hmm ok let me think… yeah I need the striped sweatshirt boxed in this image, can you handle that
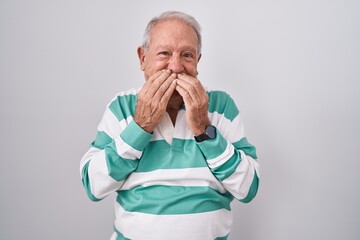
[80,89,260,240]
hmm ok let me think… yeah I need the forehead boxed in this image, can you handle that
[148,19,199,51]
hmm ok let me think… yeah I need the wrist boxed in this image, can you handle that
[194,125,216,143]
[193,126,206,136]
[134,116,154,133]
[192,119,211,136]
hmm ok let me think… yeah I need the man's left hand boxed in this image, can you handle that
[175,74,210,136]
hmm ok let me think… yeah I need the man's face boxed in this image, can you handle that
[138,19,201,80]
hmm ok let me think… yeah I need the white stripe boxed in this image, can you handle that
[80,147,98,176]
[111,88,138,98]
[114,136,142,160]
[150,111,246,143]
[227,114,246,142]
[97,88,138,138]
[152,112,174,144]
[121,168,226,193]
[151,110,193,142]
[173,110,194,140]
[208,111,245,143]
[88,150,124,199]
[222,150,259,200]
[114,202,232,240]
[98,109,133,139]
[206,141,235,168]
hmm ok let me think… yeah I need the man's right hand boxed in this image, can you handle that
[134,69,177,133]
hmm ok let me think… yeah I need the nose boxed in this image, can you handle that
[167,54,184,74]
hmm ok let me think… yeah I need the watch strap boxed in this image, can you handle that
[194,125,216,142]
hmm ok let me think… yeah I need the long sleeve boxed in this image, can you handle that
[196,91,260,203]
[80,90,152,201]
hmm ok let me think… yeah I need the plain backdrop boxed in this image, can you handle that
[1,0,359,239]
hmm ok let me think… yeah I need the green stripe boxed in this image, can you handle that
[81,162,101,202]
[105,141,139,181]
[120,120,152,151]
[215,235,229,240]
[233,137,257,159]
[208,91,239,121]
[211,152,241,181]
[117,185,233,215]
[109,94,137,122]
[114,227,131,240]
[240,171,259,203]
[136,139,208,172]
[91,131,112,149]
[196,128,228,160]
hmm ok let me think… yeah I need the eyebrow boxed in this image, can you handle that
[155,45,197,53]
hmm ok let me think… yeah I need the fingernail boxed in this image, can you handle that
[166,69,172,74]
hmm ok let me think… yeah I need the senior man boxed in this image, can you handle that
[80,11,260,240]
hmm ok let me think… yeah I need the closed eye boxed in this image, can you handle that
[182,52,196,60]
[158,51,171,56]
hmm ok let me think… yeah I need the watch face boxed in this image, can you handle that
[206,125,216,139]
[195,125,217,142]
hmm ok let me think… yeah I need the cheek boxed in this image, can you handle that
[145,61,167,75]
[185,63,198,77]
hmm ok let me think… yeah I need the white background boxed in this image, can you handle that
[1,0,359,239]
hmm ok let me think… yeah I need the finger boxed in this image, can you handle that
[176,84,194,107]
[148,69,167,83]
[143,69,172,97]
[176,79,201,104]
[153,72,177,102]
[143,69,171,94]
[177,73,204,90]
[140,70,164,93]
[177,73,206,99]
[160,78,177,105]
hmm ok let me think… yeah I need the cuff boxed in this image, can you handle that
[120,119,153,152]
[195,128,229,161]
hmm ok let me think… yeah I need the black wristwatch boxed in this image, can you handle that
[194,125,217,142]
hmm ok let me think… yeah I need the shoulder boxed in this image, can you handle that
[106,88,138,121]
[207,90,232,101]
[107,89,138,107]
[107,89,138,105]
[207,90,239,121]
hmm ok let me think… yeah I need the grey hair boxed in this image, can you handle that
[142,11,202,54]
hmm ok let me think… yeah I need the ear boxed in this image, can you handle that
[137,46,146,71]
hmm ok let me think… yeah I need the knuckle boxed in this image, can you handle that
[163,91,170,99]
[160,84,167,92]
[150,101,158,109]
[194,80,202,88]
